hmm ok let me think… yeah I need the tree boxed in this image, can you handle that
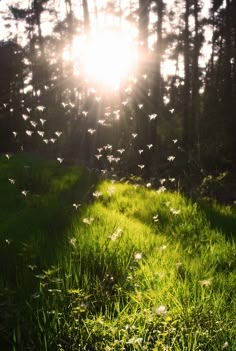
[183,0,191,152]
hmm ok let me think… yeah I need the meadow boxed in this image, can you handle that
[0,154,236,350]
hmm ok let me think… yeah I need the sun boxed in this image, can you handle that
[68,30,138,90]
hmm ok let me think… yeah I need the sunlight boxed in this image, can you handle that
[162,59,176,79]
[70,30,138,90]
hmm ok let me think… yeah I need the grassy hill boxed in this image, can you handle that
[0,155,236,350]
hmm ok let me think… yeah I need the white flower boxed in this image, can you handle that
[170,208,180,215]
[127,337,143,344]
[222,342,229,349]
[199,278,213,287]
[109,227,123,241]
[69,238,77,247]
[154,304,168,315]
[157,186,166,193]
[134,252,143,260]
[160,245,167,251]
[83,217,94,225]
[107,186,115,196]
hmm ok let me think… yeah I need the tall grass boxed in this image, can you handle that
[0,155,235,350]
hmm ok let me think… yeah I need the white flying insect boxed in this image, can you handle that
[21,190,29,196]
[117,149,125,154]
[88,129,96,134]
[95,154,102,160]
[149,114,157,120]
[30,121,37,128]
[36,105,46,111]
[40,118,46,126]
[37,131,45,137]
[22,114,30,121]
[55,131,62,137]
[73,203,81,210]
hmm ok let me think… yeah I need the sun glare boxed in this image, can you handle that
[68,30,138,90]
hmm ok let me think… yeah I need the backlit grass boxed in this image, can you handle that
[0,155,236,350]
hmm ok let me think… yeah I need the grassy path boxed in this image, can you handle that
[0,155,236,350]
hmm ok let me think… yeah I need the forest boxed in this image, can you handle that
[0,0,236,350]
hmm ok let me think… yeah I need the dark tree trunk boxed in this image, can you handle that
[183,0,191,152]
[156,0,164,110]
[224,0,235,158]
[191,0,200,153]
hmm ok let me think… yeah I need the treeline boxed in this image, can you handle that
[0,0,235,177]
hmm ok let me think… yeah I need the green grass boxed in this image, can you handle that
[0,155,236,350]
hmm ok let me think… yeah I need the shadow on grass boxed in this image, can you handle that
[0,155,99,278]
[198,200,236,241]
[0,155,99,349]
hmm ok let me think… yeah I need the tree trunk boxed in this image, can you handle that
[156,0,164,110]
[83,0,90,32]
[224,0,234,158]
[183,0,191,152]
[191,0,200,154]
